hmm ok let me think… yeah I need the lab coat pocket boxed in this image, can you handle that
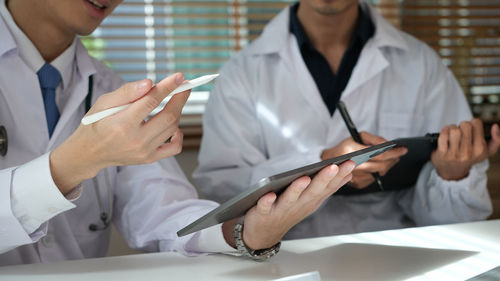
[378,112,425,140]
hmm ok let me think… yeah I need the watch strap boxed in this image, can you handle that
[233,216,281,261]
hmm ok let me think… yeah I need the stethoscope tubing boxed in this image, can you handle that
[0,125,7,157]
[0,76,93,158]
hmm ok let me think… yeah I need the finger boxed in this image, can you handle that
[349,171,374,189]
[448,125,461,158]
[458,121,472,160]
[360,131,387,145]
[145,90,190,133]
[325,160,355,192]
[127,73,185,122]
[322,171,354,199]
[163,90,191,118]
[151,129,184,161]
[356,160,395,174]
[370,147,408,162]
[86,79,153,115]
[488,123,500,155]
[471,118,487,157]
[437,126,449,154]
[378,158,400,176]
[344,140,369,153]
[149,126,179,149]
[278,176,311,206]
[255,192,277,216]
[338,173,353,189]
[321,138,366,160]
[302,164,340,197]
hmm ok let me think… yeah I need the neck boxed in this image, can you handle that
[297,2,358,53]
[7,0,74,62]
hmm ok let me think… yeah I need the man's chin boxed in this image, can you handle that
[313,6,344,15]
[75,24,102,36]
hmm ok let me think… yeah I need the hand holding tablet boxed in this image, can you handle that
[177,141,397,237]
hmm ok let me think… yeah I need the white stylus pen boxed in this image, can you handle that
[81,74,219,125]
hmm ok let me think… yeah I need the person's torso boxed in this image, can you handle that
[222,3,468,237]
[0,20,124,264]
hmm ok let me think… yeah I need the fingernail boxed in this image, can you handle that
[136,79,150,91]
[175,73,184,85]
[350,163,356,172]
[346,161,356,173]
[328,164,339,176]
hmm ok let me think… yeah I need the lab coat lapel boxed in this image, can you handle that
[341,41,389,99]
[340,3,408,99]
[49,41,96,148]
[0,52,50,151]
[253,7,331,126]
[286,37,331,123]
[0,18,50,154]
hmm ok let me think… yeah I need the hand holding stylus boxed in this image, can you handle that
[335,101,385,190]
[50,73,191,194]
[320,102,407,190]
[81,74,219,125]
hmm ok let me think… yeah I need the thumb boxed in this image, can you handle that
[87,79,153,114]
[488,123,500,156]
[360,131,387,145]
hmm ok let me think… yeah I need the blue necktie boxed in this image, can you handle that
[37,63,62,137]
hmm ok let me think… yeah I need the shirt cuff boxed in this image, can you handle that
[11,153,76,234]
[194,224,238,254]
[431,160,488,188]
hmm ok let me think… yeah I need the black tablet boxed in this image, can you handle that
[177,141,397,237]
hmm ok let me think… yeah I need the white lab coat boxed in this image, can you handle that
[193,3,492,239]
[0,20,227,265]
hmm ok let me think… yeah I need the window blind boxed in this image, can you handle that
[82,0,500,148]
[82,0,293,148]
[374,0,500,126]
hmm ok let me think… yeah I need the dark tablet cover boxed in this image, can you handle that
[336,134,439,195]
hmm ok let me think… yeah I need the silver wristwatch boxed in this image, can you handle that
[233,217,281,262]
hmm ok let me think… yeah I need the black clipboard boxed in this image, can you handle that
[337,132,492,195]
[336,133,440,195]
[178,141,397,237]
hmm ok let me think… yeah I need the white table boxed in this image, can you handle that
[1,220,499,281]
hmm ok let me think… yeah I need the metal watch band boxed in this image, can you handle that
[233,217,281,262]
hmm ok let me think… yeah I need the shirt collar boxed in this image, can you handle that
[0,0,76,91]
[289,2,375,51]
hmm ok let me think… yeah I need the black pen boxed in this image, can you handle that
[336,101,385,191]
